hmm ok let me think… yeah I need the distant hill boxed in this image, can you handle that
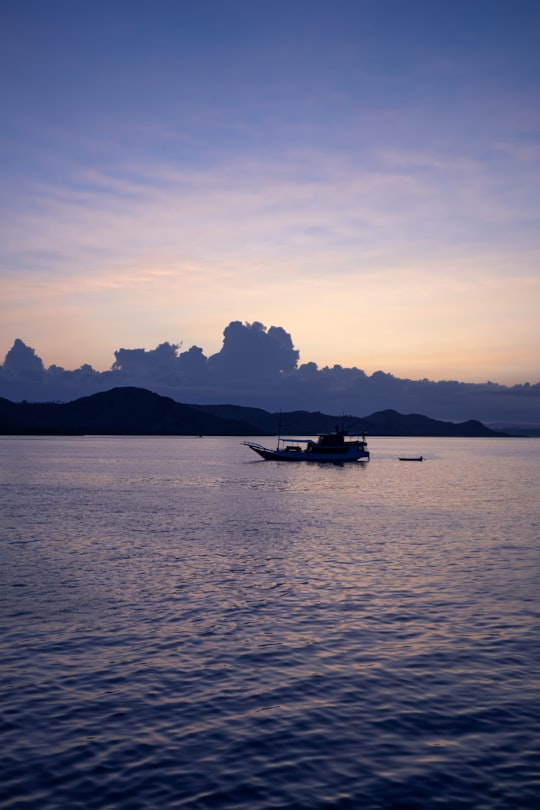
[0,387,261,436]
[197,404,508,437]
[0,386,509,437]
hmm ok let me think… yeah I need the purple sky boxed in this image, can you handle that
[1,0,539,384]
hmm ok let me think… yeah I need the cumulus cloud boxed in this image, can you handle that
[1,322,539,426]
[3,339,44,374]
[208,321,299,380]
[113,342,180,379]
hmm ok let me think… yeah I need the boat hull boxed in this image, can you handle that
[244,442,369,463]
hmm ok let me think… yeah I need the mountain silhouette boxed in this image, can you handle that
[0,387,508,437]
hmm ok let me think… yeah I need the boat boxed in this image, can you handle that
[398,456,423,461]
[243,428,370,463]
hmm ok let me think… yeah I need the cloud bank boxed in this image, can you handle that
[1,322,538,426]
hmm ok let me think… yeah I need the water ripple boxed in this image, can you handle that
[1,436,539,808]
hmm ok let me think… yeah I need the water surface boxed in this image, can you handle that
[1,436,539,808]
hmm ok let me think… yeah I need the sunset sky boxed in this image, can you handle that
[1,0,539,384]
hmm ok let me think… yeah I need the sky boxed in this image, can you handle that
[1,0,539,385]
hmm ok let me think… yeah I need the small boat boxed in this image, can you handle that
[398,456,423,461]
[243,428,370,463]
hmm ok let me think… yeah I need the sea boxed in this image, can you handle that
[1,435,539,809]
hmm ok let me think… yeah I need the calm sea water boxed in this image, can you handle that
[1,435,539,809]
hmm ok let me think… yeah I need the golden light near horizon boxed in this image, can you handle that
[0,1,539,389]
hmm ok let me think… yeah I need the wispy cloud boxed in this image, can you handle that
[1,1,539,383]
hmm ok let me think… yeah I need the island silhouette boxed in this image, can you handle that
[0,386,508,437]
